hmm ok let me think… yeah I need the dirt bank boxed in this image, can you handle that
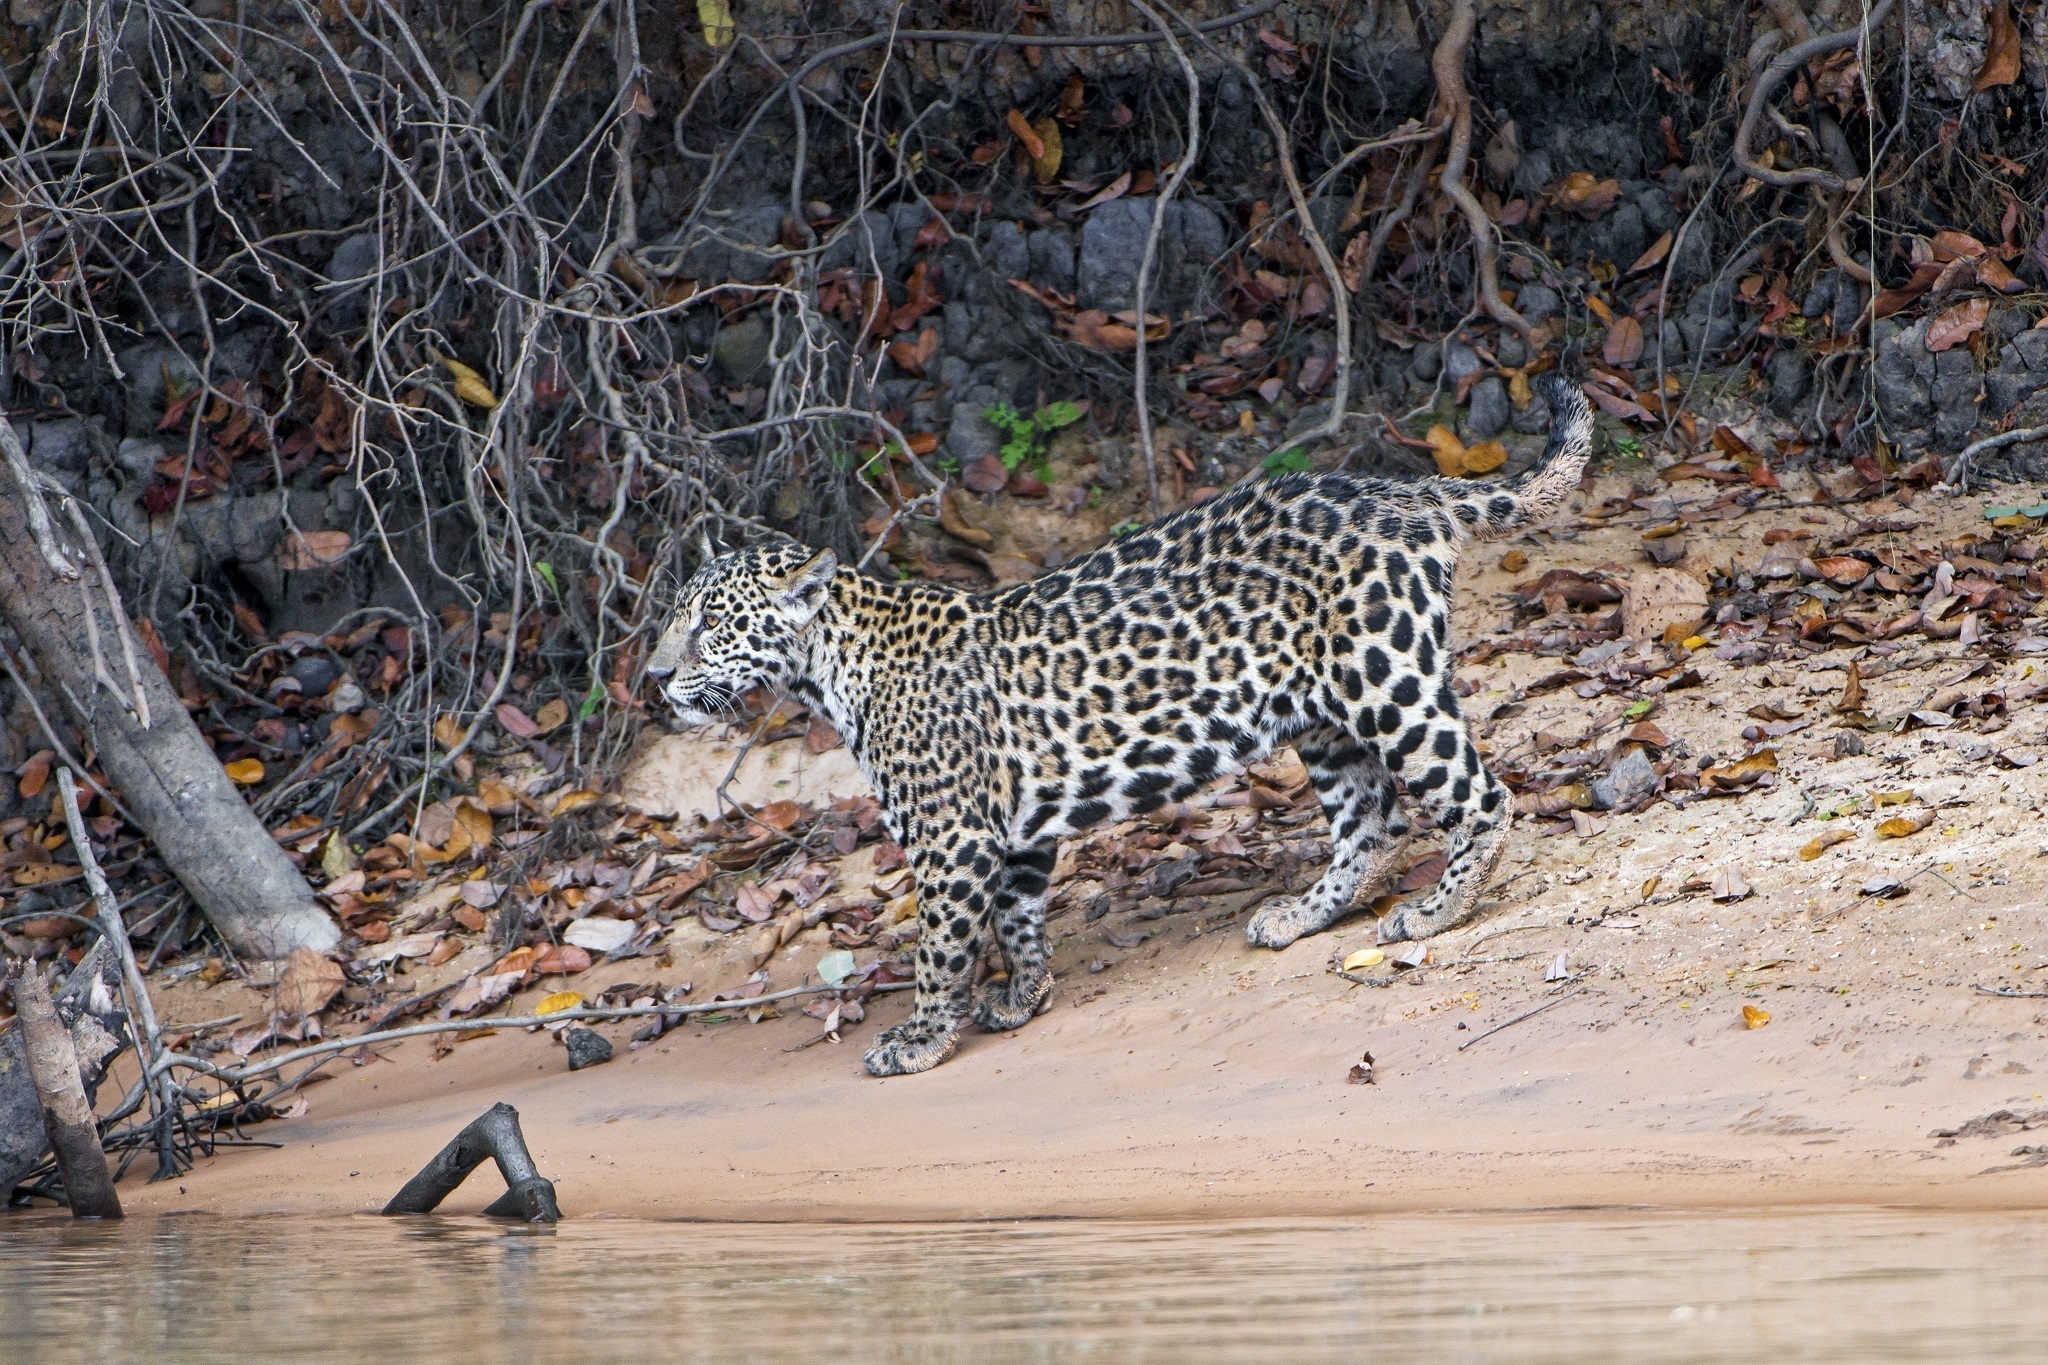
[114,468,2048,1220]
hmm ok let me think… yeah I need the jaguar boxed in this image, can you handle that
[649,375,1594,1075]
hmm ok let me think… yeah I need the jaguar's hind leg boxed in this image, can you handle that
[1246,728,1410,949]
[972,842,1057,1032]
[1375,720,1509,944]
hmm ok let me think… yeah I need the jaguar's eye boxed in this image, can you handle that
[699,613,723,631]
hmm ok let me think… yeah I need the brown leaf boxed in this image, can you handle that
[1424,424,1466,477]
[1396,852,1447,891]
[17,753,51,800]
[960,454,1010,494]
[495,703,540,739]
[1926,297,1989,352]
[1975,0,2021,90]
[276,947,346,1017]
[1702,748,1778,791]
[1005,108,1044,159]
[1876,810,1934,838]
[278,530,352,571]
[1812,556,1869,585]
[805,715,843,753]
[1461,440,1508,474]
[1628,231,1674,274]
[1837,660,1865,713]
[1075,171,1132,210]
[1799,828,1855,861]
[1553,170,1623,219]
[886,327,940,377]
[534,698,569,734]
[1602,315,1645,367]
[224,758,266,785]
[1710,866,1751,902]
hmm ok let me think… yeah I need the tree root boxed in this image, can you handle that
[382,1101,560,1222]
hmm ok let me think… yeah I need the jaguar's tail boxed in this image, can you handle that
[1445,373,1595,540]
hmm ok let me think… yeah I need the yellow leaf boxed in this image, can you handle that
[453,796,495,851]
[225,758,266,785]
[1681,635,1707,650]
[1424,424,1466,477]
[1030,118,1063,183]
[320,830,355,879]
[10,864,80,887]
[437,353,499,409]
[1877,811,1933,838]
[694,0,734,47]
[1461,440,1508,474]
[433,714,466,750]
[550,788,602,819]
[1585,295,1614,325]
[1799,828,1855,861]
[1872,790,1913,808]
[534,698,569,734]
[1742,1005,1771,1030]
[1506,368,1533,409]
[536,991,584,1017]
[1341,948,1385,971]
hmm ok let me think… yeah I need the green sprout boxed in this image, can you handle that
[984,399,1084,480]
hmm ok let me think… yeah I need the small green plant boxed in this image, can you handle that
[1613,434,1645,460]
[985,399,1084,479]
[937,454,961,477]
[1086,485,1104,509]
[1262,446,1313,475]
[1111,518,1143,538]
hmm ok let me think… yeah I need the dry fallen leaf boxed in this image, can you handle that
[550,788,602,819]
[1030,118,1063,183]
[278,530,352,571]
[1742,1004,1771,1030]
[1799,828,1855,861]
[1602,314,1645,367]
[1424,424,1466,477]
[437,353,499,409]
[536,991,584,1017]
[1461,440,1508,474]
[1498,549,1528,573]
[1341,948,1385,971]
[224,757,266,785]
[276,947,346,1017]
[1876,810,1934,838]
[1710,866,1751,902]
[1926,297,1989,353]
[1975,0,2021,90]
[534,698,570,734]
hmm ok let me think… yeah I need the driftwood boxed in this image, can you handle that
[5,964,121,1217]
[382,1102,561,1222]
[0,941,130,1199]
[0,436,337,959]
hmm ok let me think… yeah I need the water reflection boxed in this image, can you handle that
[2,1210,2045,1362]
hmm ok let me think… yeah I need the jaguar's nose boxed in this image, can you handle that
[646,663,674,682]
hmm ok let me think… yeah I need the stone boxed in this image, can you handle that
[1588,747,1659,811]
[1465,376,1511,440]
[1514,283,1562,322]
[711,316,770,385]
[1622,568,1708,642]
[1027,228,1076,294]
[820,210,902,282]
[1443,343,1483,382]
[1768,351,1811,417]
[1075,198,1226,312]
[563,1027,613,1071]
[115,437,164,481]
[945,393,1004,466]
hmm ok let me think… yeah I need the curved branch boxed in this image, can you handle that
[1733,0,1897,191]
[1432,0,1529,339]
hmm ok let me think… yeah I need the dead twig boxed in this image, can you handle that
[1457,987,1584,1052]
[1128,0,1201,521]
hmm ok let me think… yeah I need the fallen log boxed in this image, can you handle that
[6,962,121,1217]
[382,1102,561,1222]
[0,423,337,958]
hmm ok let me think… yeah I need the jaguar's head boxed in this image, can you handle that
[647,536,838,728]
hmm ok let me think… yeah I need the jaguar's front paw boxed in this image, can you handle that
[972,970,1052,1032]
[1245,895,1324,950]
[862,1018,962,1076]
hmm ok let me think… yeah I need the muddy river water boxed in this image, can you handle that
[2,1209,2044,1361]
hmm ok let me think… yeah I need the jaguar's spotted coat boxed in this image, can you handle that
[650,376,1594,1076]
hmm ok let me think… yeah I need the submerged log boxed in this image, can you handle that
[382,1102,561,1222]
[0,941,130,1199]
[6,964,121,1218]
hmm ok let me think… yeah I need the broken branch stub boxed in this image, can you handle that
[383,1102,561,1222]
[0,487,337,959]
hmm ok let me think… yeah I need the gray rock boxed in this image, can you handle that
[1678,315,1738,357]
[115,437,163,481]
[20,418,93,482]
[1512,397,1553,435]
[1027,228,1076,295]
[1443,343,1483,382]
[982,220,1030,283]
[1465,376,1511,440]
[1656,320,1687,362]
[1768,351,1812,417]
[1588,747,1659,810]
[1931,347,1981,447]
[936,354,972,395]
[1076,198,1226,313]
[1801,271,1838,318]
[1408,346,1442,382]
[945,393,1004,465]
[943,302,998,364]
[820,210,902,282]
[1495,332,1529,367]
[1515,284,1562,322]
[563,1027,613,1071]
[711,315,771,385]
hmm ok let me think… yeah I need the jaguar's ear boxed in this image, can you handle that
[772,548,837,626]
[696,524,727,565]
